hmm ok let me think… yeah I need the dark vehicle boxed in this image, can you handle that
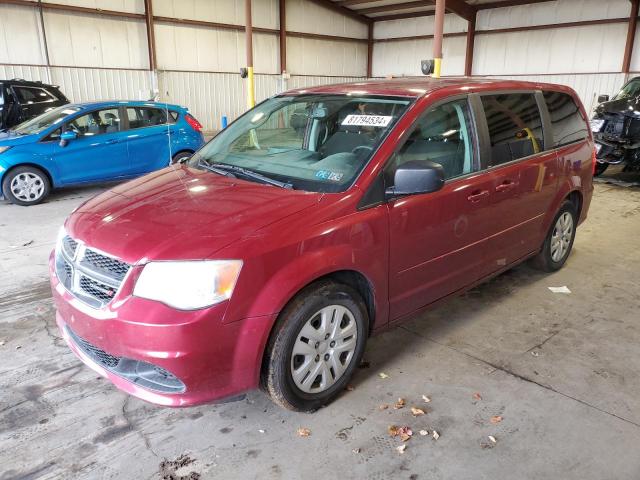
[591,76,640,175]
[0,79,69,131]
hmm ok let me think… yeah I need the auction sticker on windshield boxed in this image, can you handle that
[342,115,393,127]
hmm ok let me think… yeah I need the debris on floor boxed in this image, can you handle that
[410,407,425,416]
[472,392,482,401]
[394,398,406,409]
[490,415,503,424]
[158,454,200,480]
[548,286,571,294]
[379,403,389,410]
[378,372,389,379]
[419,430,429,436]
[396,444,407,454]
[297,427,311,437]
[432,430,440,440]
[422,395,431,403]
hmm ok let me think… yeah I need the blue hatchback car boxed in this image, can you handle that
[0,101,204,205]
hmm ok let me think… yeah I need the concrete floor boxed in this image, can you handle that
[1,168,640,480]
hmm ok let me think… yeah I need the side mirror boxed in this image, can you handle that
[597,94,610,104]
[59,130,77,147]
[385,160,445,199]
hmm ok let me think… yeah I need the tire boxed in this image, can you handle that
[531,200,577,272]
[594,162,608,177]
[170,151,192,165]
[261,280,369,412]
[2,166,50,206]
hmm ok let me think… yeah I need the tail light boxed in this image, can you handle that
[185,114,203,132]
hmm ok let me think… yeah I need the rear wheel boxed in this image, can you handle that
[170,151,192,165]
[531,200,577,272]
[262,281,369,412]
[2,166,50,206]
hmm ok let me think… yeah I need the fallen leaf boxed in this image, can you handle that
[410,407,425,416]
[394,398,406,409]
[396,444,406,454]
[378,372,389,379]
[432,430,440,440]
[297,428,311,437]
[490,415,502,424]
[488,435,497,443]
[388,425,400,437]
[398,426,413,442]
[422,395,431,403]
[472,392,482,401]
[379,404,389,410]
[352,448,361,454]
[419,430,429,436]
[345,385,355,391]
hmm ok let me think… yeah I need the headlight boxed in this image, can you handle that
[0,146,11,155]
[133,260,243,310]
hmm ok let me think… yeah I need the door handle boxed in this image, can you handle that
[495,180,517,193]
[106,139,119,144]
[467,190,489,203]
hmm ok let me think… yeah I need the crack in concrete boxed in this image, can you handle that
[122,396,159,458]
[526,329,561,353]
[400,325,640,430]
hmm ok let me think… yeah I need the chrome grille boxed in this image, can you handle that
[55,235,130,308]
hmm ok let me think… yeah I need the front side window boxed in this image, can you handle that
[542,91,588,148]
[126,107,174,129]
[190,94,412,193]
[65,108,121,137]
[482,93,544,166]
[386,98,475,184]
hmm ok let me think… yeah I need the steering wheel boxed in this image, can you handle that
[351,145,374,155]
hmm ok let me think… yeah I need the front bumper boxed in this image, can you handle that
[50,252,275,407]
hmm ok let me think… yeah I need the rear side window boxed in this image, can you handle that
[542,91,588,148]
[126,107,176,129]
[481,93,544,166]
[13,86,56,104]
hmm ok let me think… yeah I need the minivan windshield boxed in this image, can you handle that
[190,94,412,192]
[12,105,80,135]
[614,78,640,101]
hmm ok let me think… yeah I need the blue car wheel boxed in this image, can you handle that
[2,166,51,206]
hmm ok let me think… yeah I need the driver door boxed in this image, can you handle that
[51,107,129,184]
[387,97,496,322]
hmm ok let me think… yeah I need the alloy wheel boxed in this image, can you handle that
[550,211,573,262]
[290,305,358,394]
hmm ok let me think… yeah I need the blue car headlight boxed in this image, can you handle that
[0,146,11,155]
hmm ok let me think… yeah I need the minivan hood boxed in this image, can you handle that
[66,166,322,264]
[0,131,38,146]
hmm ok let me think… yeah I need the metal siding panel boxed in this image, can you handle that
[0,4,46,65]
[42,0,145,14]
[45,67,152,102]
[286,0,367,39]
[286,37,367,76]
[152,0,277,29]
[374,13,468,39]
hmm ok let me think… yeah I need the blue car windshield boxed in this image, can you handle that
[12,106,81,135]
[190,94,412,193]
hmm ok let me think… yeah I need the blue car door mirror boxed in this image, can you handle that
[59,130,77,147]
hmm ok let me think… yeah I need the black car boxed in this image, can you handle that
[591,76,640,176]
[0,79,69,131]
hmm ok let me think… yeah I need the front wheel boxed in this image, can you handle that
[170,151,192,165]
[531,201,577,272]
[262,281,369,412]
[2,166,50,206]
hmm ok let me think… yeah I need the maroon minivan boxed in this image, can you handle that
[50,78,594,411]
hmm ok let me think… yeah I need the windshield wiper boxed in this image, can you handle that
[197,159,235,178]
[209,162,293,189]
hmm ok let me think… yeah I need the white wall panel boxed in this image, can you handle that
[477,0,630,30]
[372,36,466,77]
[50,67,154,102]
[286,0,367,38]
[155,23,278,74]
[628,24,640,72]
[0,4,46,65]
[374,13,467,40]
[43,0,145,14]
[286,37,367,76]
[0,64,51,83]
[152,0,278,30]
[473,23,627,76]
[44,11,148,69]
